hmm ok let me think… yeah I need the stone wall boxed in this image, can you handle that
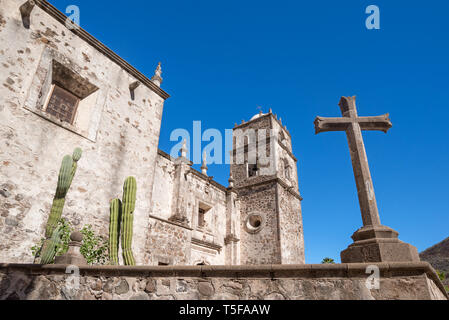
[144,218,192,266]
[0,262,447,300]
[277,185,305,264]
[0,0,168,264]
[238,181,281,265]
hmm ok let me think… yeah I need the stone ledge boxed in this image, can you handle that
[0,262,443,282]
[0,262,447,300]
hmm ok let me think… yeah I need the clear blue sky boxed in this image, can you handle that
[52,0,449,263]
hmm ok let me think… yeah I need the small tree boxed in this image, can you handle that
[321,257,336,264]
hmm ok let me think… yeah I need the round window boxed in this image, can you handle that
[245,214,264,234]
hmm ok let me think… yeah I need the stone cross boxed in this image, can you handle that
[314,96,392,227]
[315,96,419,263]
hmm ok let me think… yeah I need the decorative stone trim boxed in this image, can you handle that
[244,213,265,234]
[23,47,106,142]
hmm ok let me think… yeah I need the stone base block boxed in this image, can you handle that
[54,254,87,266]
[341,225,420,263]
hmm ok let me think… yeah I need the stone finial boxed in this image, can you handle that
[228,172,235,188]
[71,231,83,242]
[269,108,273,114]
[241,120,245,124]
[151,62,163,87]
[181,139,188,158]
[279,117,283,125]
[54,231,87,266]
[201,151,208,176]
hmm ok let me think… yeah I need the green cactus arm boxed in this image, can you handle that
[72,148,82,162]
[108,198,122,265]
[41,148,82,257]
[40,226,63,265]
[121,177,137,266]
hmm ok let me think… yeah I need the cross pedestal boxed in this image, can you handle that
[315,96,419,263]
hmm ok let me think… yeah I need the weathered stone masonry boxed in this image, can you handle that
[0,0,168,265]
[0,1,307,267]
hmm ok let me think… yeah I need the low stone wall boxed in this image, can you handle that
[0,262,447,300]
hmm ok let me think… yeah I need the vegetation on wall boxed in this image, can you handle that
[321,258,336,264]
[32,219,109,265]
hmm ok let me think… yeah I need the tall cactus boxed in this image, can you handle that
[121,177,137,266]
[45,148,82,238]
[108,198,122,265]
[40,226,64,265]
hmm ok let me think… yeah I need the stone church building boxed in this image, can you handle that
[0,0,305,266]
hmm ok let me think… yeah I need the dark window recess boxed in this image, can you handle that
[158,262,169,266]
[46,85,80,124]
[198,208,206,227]
[248,163,259,177]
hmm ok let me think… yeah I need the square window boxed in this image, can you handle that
[23,48,104,142]
[44,84,80,124]
[248,163,258,177]
[198,208,206,227]
[197,202,212,229]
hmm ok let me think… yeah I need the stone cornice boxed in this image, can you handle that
[148,214,193,231]
[157,149,173,161]
[157,149,229,193]
[191,238,222,253]
[236,177,303,201]
[33,1,170,100]
[187,168,228,193]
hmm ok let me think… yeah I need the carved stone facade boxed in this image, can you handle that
[0,1,305,266]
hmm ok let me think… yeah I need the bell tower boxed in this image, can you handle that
[231,110,305,265]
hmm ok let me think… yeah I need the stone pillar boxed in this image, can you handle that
[225,180,240,265]
[169,141,192,226]
[54,231,87,266]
